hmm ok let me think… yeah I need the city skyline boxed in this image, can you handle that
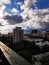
[0,0,49,34]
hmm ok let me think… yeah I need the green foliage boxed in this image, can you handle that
[0,36,13,43]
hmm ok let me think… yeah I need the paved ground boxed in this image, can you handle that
[0,49,10,65]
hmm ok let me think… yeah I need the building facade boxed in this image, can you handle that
[13,27,23,43]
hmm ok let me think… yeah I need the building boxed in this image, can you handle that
[32,30,38,34]
[13,27,23,43]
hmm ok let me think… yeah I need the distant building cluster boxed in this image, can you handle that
[0,27,49,44]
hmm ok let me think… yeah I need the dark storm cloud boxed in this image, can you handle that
[0,23,3,26]
[4,15,23,25]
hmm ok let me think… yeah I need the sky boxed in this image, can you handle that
[0,0,49,34]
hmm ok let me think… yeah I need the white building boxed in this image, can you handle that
[13,27,23,43]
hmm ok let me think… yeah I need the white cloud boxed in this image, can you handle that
[0,0,38,27]
[20,0,49,29]
[1,5,6,11]
[28,9,49,28]
[11,8,18,14]
[0,19,9,26]
[0,4,10,26]
[0,6,11,30]
[0,0,11,18]
[0,0,11,5]
[43,14,49,22]
[0,25,15,34]
[0,5,6,18]
[21,0,38,10]
[17,2,22,6]
[0,0,49,34]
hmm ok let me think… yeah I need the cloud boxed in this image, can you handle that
[0,5,10,26]
[0,23,3,26]
[0,0,49,34]
[0,0,23,33]
[43,14,49,22]
[0,25,15,34]
[11,8,18,14]
[0,5,6,11]
[20,5,49,29]
[21,0,38,10]
[0,18,9,26]
[4,15,23,25]
[0,0,11,5]
[17,2,23,6]
[39,22,49,31]
[18,0,49,30]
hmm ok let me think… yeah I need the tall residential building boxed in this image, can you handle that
[13,27,23,43]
